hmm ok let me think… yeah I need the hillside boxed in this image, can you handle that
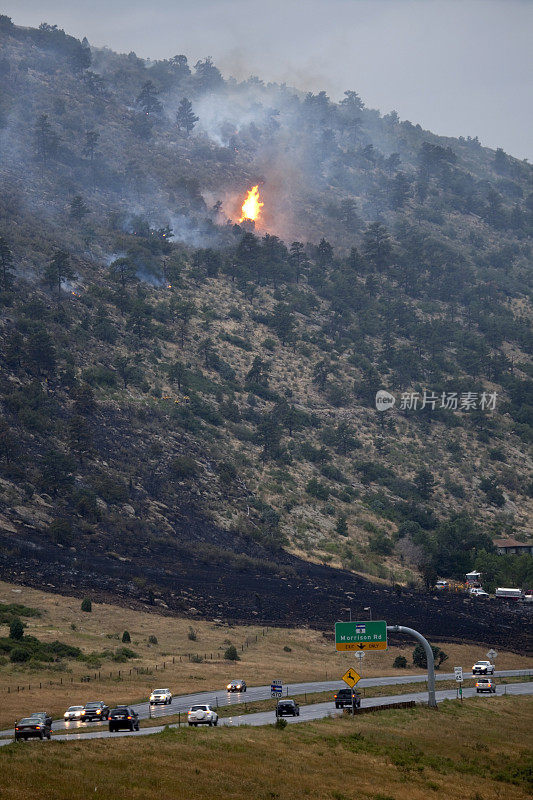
[0,16,532,614]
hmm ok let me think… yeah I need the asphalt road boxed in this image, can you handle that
[1,680,531,747]
[0,669,530,742]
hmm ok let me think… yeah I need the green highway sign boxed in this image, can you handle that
[335,620,387,651]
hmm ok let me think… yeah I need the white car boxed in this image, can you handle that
[149,688,172,706]
[435,580,448,590]
[64,705,84,721]
[472,660,495,675]
[469,588,489,597]
[187,704,219,726]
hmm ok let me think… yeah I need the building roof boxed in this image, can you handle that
[493,538,532,548]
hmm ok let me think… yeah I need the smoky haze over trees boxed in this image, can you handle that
[0,16,531,602]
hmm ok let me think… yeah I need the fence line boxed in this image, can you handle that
[2,628,270,694]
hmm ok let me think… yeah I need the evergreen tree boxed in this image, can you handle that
[246,356,271,388]
[168,360,187,391]
[289,241,305,283]
[169,54,191,80]
[176,98,199,136]
[194,57,223,91]
[317,238,333,267]
[44,250,74,298]
[0,236,14,289]
[270,303,296,345]
[110,257,137,290]
[27,327,56,375]
[172,299,196,347]
[390,172,411,210]
[363,222,392,271]
[136,80,162,114]
[70,195,89,221]
[40,449,75,496]
[67,415,93,464]
[34,114,59,165]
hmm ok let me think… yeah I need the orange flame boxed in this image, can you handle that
[239,185,263,223]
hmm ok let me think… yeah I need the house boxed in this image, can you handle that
[493,538,533,556]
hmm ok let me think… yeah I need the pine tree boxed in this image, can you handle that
[136,81,162,115]
[44,250,74,297]
[176,98,199,136]
[67,415,93,464]
[34,114,59,165]
[110,257,137,290]
[0,236,14,289]
[70,195,89,221]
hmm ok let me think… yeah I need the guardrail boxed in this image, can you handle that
[345,700,416,715]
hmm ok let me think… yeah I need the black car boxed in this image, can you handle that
[81,701,110,721]
[334,688,361,709]
[15,717,52,741]
[275,699,300,717]
[29,711,53,729]
[108,707,140,732]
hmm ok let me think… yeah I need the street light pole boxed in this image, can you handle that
[387,625,437,708]
[364,606,372,620]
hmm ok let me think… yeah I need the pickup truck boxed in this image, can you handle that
[472,660,495,675]
[334,688,361,709]
[187,704,218,726]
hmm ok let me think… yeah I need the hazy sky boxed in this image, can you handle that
[5,0,533,160]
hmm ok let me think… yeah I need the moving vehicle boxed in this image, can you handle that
[108,707,140,732]
[472,660,495,675]
[435,580,448,590]
[149,688,172,705]
[334,688,362,709]
[187,704,218,726]
[64,705,84,721]
[226,680,247,692]
[14,717,51,741]
[275,699,300,717]
[81,701,110,721]
[29,711,53,729]
[476,678,496,693]
[469,587,489,597]
[495,588,522,600]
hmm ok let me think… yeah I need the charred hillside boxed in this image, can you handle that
[0,17,532,619]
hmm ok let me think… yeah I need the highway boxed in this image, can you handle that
[1,668,529,738]
[0,670,530,744]
[0,680,531,747]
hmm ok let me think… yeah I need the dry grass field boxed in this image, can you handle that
[0,698,531,800]
[1,580,531,729]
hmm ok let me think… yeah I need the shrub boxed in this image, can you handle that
[283,645,292,653]
[148,635,158,645]
[10,647,30,663]
[81,598,92,612]
[122,631,131,643]
[306,477,329,500]
[190,654,203,663]
[274,717,287,729]
[216,461,237,485]
[412,643,448,669]
[113,647,138,662]
[224,644,240,661]
[9,618,24,640]
[187,626,197,641]
[169,456,197,478]
[393,655,408,669]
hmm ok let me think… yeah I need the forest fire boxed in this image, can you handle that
[239,185,263,223]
